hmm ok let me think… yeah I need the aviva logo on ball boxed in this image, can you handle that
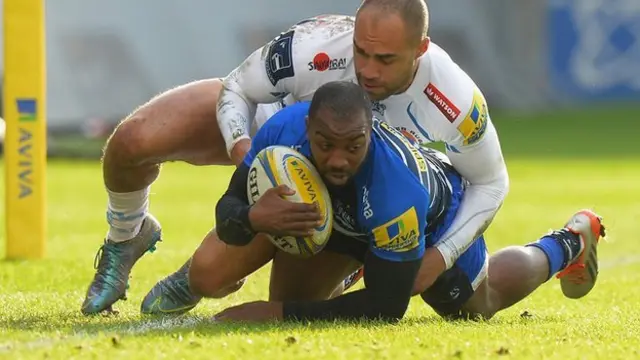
[283,155,330,233]
[249,145,333,257]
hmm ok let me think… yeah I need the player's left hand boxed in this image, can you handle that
[415,247,447,292]
[213,301,283,323]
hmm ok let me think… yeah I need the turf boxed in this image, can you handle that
[1,105,639,359]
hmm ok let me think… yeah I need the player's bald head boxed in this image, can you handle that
[308,81,373,129]
[356,0,429,46]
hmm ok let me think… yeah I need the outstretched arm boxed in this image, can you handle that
[439,118,509,269]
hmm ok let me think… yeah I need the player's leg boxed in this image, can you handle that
[269,232,365,302]
[464,209,605,319]
[418,234,490,319]
[269,251,362,302]
[189,231,276,298]
[139,101,286,315]
[82,79,233,315]
[141,237,359,316]
[142,230,277,315]
[422,210,606,320]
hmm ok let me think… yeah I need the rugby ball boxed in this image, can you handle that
[247,145,333,257]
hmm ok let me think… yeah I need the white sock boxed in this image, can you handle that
[106,187,150,242]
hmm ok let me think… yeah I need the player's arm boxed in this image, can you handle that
[214,157,257,246]
[215,107,276,246]
[216,107,320,245]
[283,206,426,323]
[217,29,298,165]
[283,249,421,323]
[438,94,509,269]
[215,167,322,246]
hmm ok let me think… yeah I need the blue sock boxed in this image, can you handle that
[527,236,567,280]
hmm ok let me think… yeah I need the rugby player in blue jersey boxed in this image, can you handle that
[172,81,605,322]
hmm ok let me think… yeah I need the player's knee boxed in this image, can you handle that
[419,265,483,320]
[102,115,154,167]
[188,250,226,297]
[458,279,498,321]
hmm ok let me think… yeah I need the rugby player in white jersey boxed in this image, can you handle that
[80,0,600,318]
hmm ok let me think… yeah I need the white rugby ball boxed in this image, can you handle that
[247,145,333,257]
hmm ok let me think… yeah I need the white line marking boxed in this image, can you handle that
[0,316,204,353]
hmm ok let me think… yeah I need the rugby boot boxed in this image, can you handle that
[140,258,202,315]
[81,214,162,315]
[554,209,606,299]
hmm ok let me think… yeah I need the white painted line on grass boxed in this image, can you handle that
[0,316,204,354]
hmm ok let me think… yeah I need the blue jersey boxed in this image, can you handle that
[243,102,465,262]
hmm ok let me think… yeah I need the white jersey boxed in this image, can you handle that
[218,15,509,268]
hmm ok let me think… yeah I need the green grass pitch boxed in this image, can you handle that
[1,105,639,359]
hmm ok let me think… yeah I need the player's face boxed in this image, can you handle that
[353,10,428,101]
[307,110,371,187]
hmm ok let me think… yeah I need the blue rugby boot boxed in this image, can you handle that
[81,214,162,315]
[140,258,202,315]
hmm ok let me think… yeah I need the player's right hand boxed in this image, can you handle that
[248,185,323,237]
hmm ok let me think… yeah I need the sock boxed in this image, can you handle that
[526,229,580,280]
[106,187,149,242]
